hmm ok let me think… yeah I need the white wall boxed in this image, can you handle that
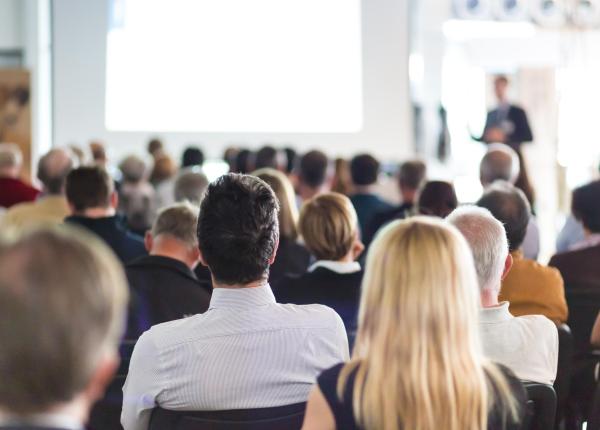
[0,0,23,50]
[52,0,413,162]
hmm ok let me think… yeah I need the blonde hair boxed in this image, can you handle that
[253,168,299,241]
[339,217,520,430]
[299,192,358,260]
[0,226,128,415]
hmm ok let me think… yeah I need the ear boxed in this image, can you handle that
[83,350,119,405]
[268,238,280,265]
[144,231,153,253]
[500,253,513,281]
[110,191,118,209]
[352,238,365,260]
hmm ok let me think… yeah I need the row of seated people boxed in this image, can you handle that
[0,173,542,430]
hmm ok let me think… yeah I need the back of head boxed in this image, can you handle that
[150,155,177,184]
[0,143,23,176]
[480,143,520,186]
[398,160,427,191]
[234,149,251,174]
[37,148,74,195]
[147,138,164,157]
[572,179,600,233]
[299,150,329,189]
[350,154,379,186]
[182,146,205,168]
[283,147,297,174]
[174,170,209,206]
[476,181,530,252]
[299,192,358,261]
[254,168,298,241]
[346,217,515,430]
[89,141,107,164]
[446,206,508,292]
[66,166,114,213]
[0,227,127,415]
[254,146,282,170]
[152,202,199,249]
[119,155,147,184]
[197,174,279,285]
[417,181,458,218]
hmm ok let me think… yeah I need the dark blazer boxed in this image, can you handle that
[549,244,600,288]
[350,193,394,239]
[269,237,311,283]
[479,104,533,148]
[273,267,363,335]
[364,202,412,245]
[64,215,146,264]
[125,255,211,339]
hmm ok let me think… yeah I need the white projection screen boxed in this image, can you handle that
[105,0,363,133]
[52,0,412,160]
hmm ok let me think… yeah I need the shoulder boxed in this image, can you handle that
[277,302,345,328]
[514,314,558,344]
[514,258,563,284]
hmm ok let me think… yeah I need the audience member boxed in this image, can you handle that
[122,174,348,430]
[174,169,209,206]
[365,160,426,242]
[89,141,108,166]
[550,180,600,288]
[118,155,155,234]
[223,146,239,172]
[0,227,128,430]
[234,148,252,174]
[480,143,540,260]
[416,180,458,218]
[147,138,164,159]
[126,203,210,340]
[2,148,73,229]
[297,150,330,202]
[65,166,146,264]
[181,146,205,168]
[303,217,525,430]
[68,144,87,165]
[254,168,310,282]
[274,192,364,339]
[0,143,39,208]
[151,154,178,208]
[477,182,567,324]
[283,147,298,175]
[254,145,285,171]
[349,154,393,235]
[447,206,558,384]
[330,157,352,196]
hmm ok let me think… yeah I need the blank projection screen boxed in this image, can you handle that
[105,0,363,133]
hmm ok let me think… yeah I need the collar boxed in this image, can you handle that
[570,233,600,251]
[480,302,513,324]
[308,260,361,274]
[0,412,82,430]
[209,284,276,310]
[127,255,197,280]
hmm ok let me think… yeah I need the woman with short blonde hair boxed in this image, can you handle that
[302,217,525,430]
[274,192,364,341]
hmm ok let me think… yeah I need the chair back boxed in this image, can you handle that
[565,285,600,354]
[586,379,600,430]
[553,324,574,428]
[149,402,306,430]
[523,382,557,430]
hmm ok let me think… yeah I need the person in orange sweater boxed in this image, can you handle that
[477,181,568,324]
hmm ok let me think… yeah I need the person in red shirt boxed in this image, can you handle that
[0,143,39,208]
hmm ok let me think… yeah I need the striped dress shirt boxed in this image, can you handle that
[121,284,349,430]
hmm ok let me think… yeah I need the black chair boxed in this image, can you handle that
[523,382,557,430]
[565,286,600,355]
[554,324,574,429]
[586,378,600,430]
[149,402,306,430]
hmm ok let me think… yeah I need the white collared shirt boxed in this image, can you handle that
[479,302,558,385]
[121,284,349,430]
[308,260,361,274]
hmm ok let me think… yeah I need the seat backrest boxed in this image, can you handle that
[553,324,574,427]
[565,285,600,354]
[149,402,306,430]
[522,382,557,430]
[586,380,600,430]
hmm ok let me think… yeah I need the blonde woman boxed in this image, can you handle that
[253,168,310,282]
[274,192,364,338]
[302,217,525,430]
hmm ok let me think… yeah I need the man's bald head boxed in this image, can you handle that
[479,143,520,187]
[37,149,74,195]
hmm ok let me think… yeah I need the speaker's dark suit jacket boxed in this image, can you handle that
[480,104,533,148]
[549,244,600,289]
[125,255,211,340]
[273,267,363,336]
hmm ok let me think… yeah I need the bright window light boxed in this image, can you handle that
[442,19,536,41]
